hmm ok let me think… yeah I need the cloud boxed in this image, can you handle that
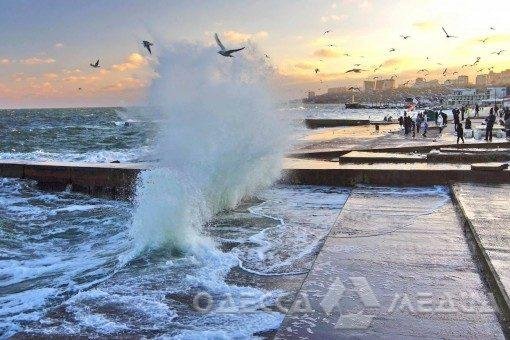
[413,21,438,31]
[321,14,348,22]
[1,58,11,65]
[112,53,148,72]
[43,73,59,80]
[222,30,268,43]
[381,58,402,68]
[294,62,315,70]
[54,42,64,48]
[20,57,56,65]
[313,49,341,58]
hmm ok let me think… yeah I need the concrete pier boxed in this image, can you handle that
[275,187,504,338]
[0,160,147,198]
[283,159,510,186]
[452,183,510,319]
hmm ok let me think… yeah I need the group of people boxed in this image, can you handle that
[398,105,510,144]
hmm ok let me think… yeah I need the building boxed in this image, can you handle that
[364,81,375,92]
[375,78,395,91]
[413,78,440,89]
[476,74,487,87]
[487,87,507,99]
[445,88,488,106]
[487,69,510,86]
[456,75,469,87]
[327,87,347,94]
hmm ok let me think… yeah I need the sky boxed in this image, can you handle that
[1,0,510,108]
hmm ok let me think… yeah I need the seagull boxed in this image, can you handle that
[442,68,448,76]
[389,48,396,52]
[265,54,270,59]
[477,68,485,73]
[348,86,361,91]
[78,87,82,90]
[373,64,383,72]
[373,76,379,80]
[323,30,331,35]
[391,74,398,79]
[492,50,505,55]
[461,64,470,68]
[214,33,245,57]
[490,26,496,30]
[418,69,429,73]
[480,37,489,44]
[315,68,320,74]
[442,26,457,38]
[453,71,458,75]
[472,57,481,66]
[402,80,411,86]
[343,53,351,57]
[90,59,100,68]
[354,63,361,67]
[400,35,410,40]
[327,44,336,47]
[142,40,153,54]
[345,68,363,73]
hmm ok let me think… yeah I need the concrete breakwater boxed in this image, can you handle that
[1,158,510,199]
[0,160,148,199]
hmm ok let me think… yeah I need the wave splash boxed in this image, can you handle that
[129,41,289,253]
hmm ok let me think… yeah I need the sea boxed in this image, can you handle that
[0,43,405,338]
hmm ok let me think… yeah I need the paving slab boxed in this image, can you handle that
[276,186,504,339]
[452,183,510,317]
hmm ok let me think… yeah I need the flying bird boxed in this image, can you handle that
[389,48,396,52]
[492,50,505,55]
[391,74,398,79]
[477,68,485,73]
[343,53,351,57]
[315,68,320,74]
[480,37,489,44]
[345,68,363,73]
[90,59,100,68]
[453,71,458,75]
[348,86,361,91]
[402,80,411,86]
[490,26,496,30]
[461,64,470,68]
[373,64,383,72]
[265,54,270,59]
[442,26,457,38]
[142,40,153,54]
[327,44,336,47]
[418,69,428,73]
[400,35,411,40]
[78,87,82,91]
[323,30,331,35]
[353,63,361,67]
[442,68,448,76]
[472,57,481,66]
[214,33,245,57]
[373,76,379,80]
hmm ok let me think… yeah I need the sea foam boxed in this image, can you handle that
[129,41,290,253]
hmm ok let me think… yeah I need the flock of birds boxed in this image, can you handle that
[81,27,505,96]
[309,25,506,92]
[86,33,244,71]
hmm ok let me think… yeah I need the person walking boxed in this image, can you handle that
[460,106,466,121]
[456,122,465,144]
[485,110,496,142]
[475,104,480,118]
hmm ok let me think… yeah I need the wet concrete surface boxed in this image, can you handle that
[452,183,510,321]
[275,186,504,339]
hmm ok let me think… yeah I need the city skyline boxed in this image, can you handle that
[1,0,510,108]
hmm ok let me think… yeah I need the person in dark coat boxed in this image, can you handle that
[475,104,480,118]
[460,106,466,121]
[485,110,496,142]
[456,123,465,144]
[465,117,472,130]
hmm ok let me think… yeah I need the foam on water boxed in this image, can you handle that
[128,42,290,254]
